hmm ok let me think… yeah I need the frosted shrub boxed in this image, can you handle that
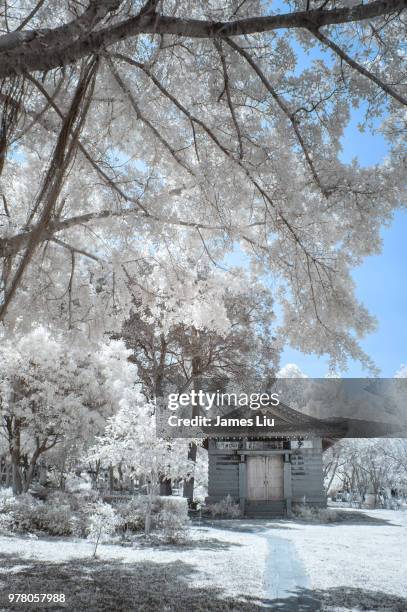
[116,495,190,540]
[317,508,339,523]
[155,497,190,543]
[206,495,241,518]
[0,487,14,510]
[0,489,15,533]
[0,491,39,533]
[87,502,121,557]
[116,496,149,533]
[1,493,42,533]
[0,490,82,536]
[0,488,189,543]
[0,511,14,533]
[0,492,76,535]
[36,501,74,536]
[292,504,315,521]
[293,505,339,523]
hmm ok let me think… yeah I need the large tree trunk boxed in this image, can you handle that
[21,443,44,493]
[156,336,173,496]
[183,339,201,504]
[11,459,23,495]
[9,418,23,495]
[159,477,172,496]
[109,464,114,493]
[183,442,197,504]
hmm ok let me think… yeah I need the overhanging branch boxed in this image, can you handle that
[0,1,405,78]
[309,26,407,106]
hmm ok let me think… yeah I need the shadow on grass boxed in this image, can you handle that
[0,554,405,611]
[321,510,401,527]
[318,585,407,611]
[257,586,407,611]
[136,536,243,552]
[200,510,398,532]
[0,554,270,611]
[200,519,299,534]
[175,537,243,551]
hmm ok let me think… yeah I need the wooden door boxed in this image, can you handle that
[246,456,284,500]
[246,457,267,499]
[265,456,284,500]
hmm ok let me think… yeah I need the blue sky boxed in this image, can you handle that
[274,19,406,376]
[282,209,407,377]
[281,109,407,377]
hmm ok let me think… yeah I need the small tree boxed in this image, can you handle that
[87,390,194,535]
[88,501,120,558]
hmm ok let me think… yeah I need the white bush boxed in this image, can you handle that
[293,504,339,523]
[155,497,190,543]
[116,495,189,540]
[37,500,74,536]
[0,489,16,533]
[0,488,190,543]
[0,491,75,535]
[0,488,96,536]
[206,495,241,518]
[0,487,14,510]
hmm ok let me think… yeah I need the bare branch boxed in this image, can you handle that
[15,0,47,32]
[24,73,151,215]
[214,40,244,159]
[51,237,102,263]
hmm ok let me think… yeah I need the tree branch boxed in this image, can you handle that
[107,57,195,177]
[214,39,244,159]
[15,0,47,32]
[0,0,122,53]
[0,1,404,78]
[0,59,98,321]
[309,26,407,106]
[23,73,151,215]
[0,203,263,258]
[224,37,328,196]
[51,237,102,263]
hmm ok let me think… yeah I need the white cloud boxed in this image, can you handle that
[277,363,308,378]
[395,364,407,378]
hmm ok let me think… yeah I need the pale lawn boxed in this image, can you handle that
[0,508,406,611]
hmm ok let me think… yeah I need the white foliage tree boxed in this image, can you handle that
[87,391,195,532]
[325,438,407,504]
[0,325,138,493]
[87,392,194,491]
[0,1,404,373]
